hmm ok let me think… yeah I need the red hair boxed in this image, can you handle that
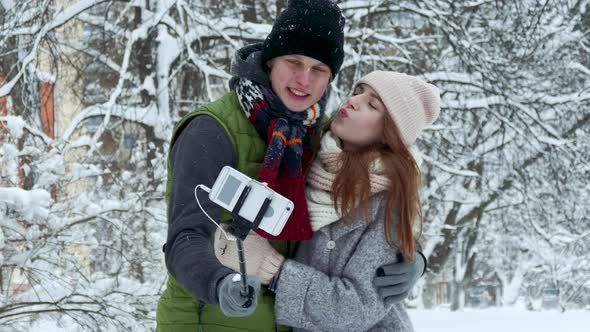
[329,115,422,261]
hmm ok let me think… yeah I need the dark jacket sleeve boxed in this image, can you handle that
[165,115,236,304]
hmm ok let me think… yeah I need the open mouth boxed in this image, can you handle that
[288,87,309,97]
[337,109,348,118]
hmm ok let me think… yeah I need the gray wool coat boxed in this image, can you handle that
[274,192,415,332]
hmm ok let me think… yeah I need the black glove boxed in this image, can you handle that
[373,252,426,305]
[217,273,261,317]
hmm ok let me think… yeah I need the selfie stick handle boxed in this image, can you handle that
[236,239,249,298]
[228,185,273,307]
[237,196,273,304]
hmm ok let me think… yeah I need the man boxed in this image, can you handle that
[156,1,425,331]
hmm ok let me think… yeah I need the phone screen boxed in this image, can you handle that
[218,174,241,205]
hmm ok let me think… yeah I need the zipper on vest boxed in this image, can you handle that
[286,241,291,257]
[197,300,205,332]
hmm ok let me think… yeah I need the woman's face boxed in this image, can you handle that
[330,83,386,151]
[268,55,332,112]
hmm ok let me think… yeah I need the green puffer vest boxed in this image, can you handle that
[156,91,322,332]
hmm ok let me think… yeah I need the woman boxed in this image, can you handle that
[215,70,440,331]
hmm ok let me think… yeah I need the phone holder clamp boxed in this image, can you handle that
[226,185,272,241]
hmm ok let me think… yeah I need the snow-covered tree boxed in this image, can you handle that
[415,0,590,309]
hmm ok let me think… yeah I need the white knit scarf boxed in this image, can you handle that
[306,131,424,231]
[305,131,391,231]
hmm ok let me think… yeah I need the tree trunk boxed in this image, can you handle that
[451,280,465,311]
[242,0,257,22]
[427,112,590,274]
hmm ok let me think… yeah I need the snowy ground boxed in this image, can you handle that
[21,308,590,331]
[408,308,590,332]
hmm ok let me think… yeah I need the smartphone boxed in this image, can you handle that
[209,166,294,236]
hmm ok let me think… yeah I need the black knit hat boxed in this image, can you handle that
[261,0,346,76]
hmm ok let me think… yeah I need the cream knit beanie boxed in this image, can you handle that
[356,71,441,146]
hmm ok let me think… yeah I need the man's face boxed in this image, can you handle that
[268,55,332,112]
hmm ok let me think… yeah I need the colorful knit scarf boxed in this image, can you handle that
[235,78,323,240]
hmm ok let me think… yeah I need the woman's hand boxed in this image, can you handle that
[373,252,426,305]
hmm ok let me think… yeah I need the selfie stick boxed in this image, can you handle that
[227,185,272,305]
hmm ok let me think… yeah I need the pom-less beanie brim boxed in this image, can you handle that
[356,71,441,146]
[261,0,345,76]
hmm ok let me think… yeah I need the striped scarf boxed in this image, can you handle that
[235,78,323,240]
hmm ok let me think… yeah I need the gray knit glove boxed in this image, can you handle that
[373,252,426,305]
[217,273,261,317]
